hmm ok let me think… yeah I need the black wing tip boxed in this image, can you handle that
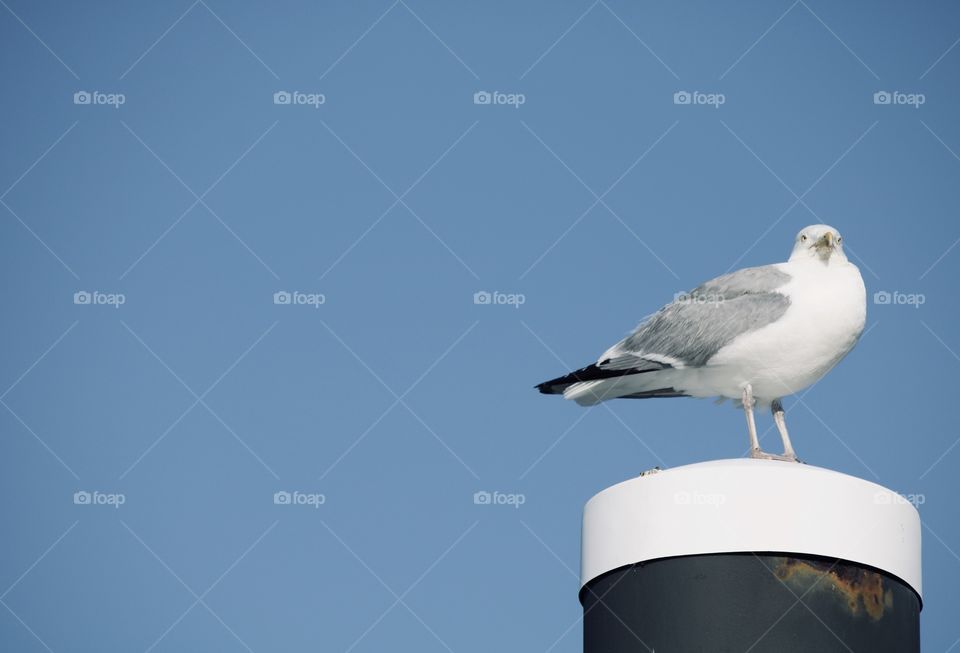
[537,361,689,398]
[535,379,564,395]
[535,363,641,395]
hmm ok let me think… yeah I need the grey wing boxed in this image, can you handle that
[598,265,792,370]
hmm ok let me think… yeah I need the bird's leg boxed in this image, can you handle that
[743,384,762,456]
[745,396,801,463]
[745,387,797,462]
[771,399,799,461]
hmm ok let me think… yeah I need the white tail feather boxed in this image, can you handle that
[562,380,611,406]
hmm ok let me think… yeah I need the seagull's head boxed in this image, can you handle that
[789,224,847,264]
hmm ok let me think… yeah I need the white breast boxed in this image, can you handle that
[695,259,866,402]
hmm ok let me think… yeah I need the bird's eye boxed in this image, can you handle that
[837,236,842,243]
[800,235,808,242]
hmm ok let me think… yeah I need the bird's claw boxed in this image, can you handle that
[749,448,803,463]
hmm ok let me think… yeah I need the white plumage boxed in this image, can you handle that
[537,224,866,461]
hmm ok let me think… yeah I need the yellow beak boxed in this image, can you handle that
[816,232,835,248]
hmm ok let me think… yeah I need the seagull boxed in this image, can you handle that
[536,225,866,461]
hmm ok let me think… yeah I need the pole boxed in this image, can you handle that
[580,459,922,652]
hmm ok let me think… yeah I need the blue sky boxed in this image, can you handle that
[1,1,959,651]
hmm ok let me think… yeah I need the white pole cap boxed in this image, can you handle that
[581,459,922,599]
